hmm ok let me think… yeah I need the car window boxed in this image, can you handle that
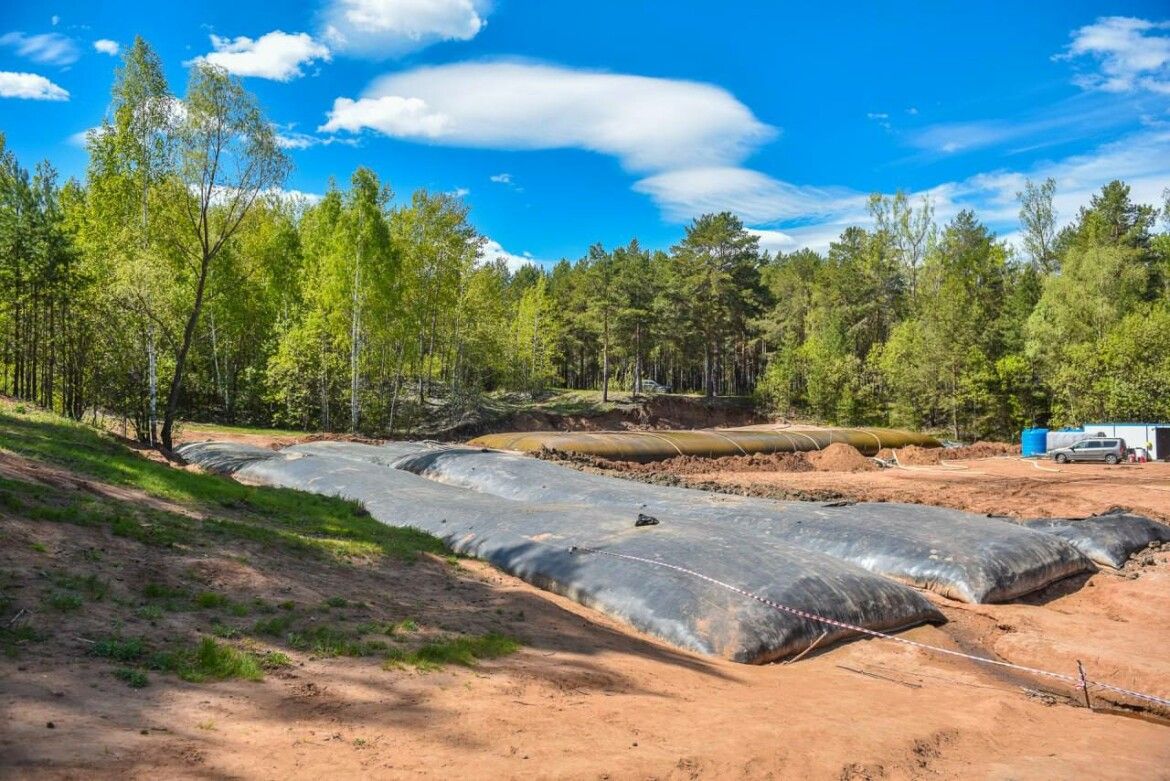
[1104,440,1118,447]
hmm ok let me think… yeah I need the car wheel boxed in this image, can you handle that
[1055,453,1068,464]
[1105,454,1119,465]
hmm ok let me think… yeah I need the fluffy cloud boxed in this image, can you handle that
[747,229,797,255]
[188,31,330,81]
[1061,16,1170,95]
[272,126,358,149]
[716,128,1170,253]
[0,71,69,101]
[489,172,512,184]
[320,94,449,136]
[319,61,774,173]
[322,0,488,58]
[93,39,120,56]
[481,237,541,272]
[0,32,79,66]
[634,167,863,225]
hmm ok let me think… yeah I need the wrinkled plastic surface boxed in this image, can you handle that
[178,441,278,473]
[468,427,941,462]
[387,445,1094,603]
[177,440,943,663]
[1022,511,1170,568]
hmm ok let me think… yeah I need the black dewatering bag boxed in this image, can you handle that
[178,441,943,663]
[177,441,279,474]
[1022,511,1170,569]
[385,445,1094,604]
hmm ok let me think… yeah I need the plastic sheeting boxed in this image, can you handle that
[177,440,944,663]
[178,441,279,474]
[468,427,941,462]
[378,445,1095,604]
[1022,511,1170,568]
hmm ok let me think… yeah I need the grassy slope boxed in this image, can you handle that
[0,400,519,685]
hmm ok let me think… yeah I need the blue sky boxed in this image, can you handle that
[1,1,1169,267]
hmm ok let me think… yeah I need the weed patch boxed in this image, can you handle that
[113,668,149,688]
[153,637,265,683]
[383,633,519,671]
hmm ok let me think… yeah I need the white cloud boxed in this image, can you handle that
[725,128,1170,254]
[489,172,512,184]
[747,228,797,255]
[907,96,1137,156]
[319,61,775,173]
[188,31,330,81]
[51,16,60,26]
[1062,16,1170,95]
[319,95,449,136]
[448,187,470,198]
[67,126,102,146]
[633,166,863,225]
[321,0,489,58]
[0,32,79,66]
[481,237,543,272]
[272,126,357,149]
[0,71,69,101]
[93,39,119,56]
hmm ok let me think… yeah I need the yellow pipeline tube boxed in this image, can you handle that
[467,427,941,462]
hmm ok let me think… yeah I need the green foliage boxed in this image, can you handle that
[0,36,1167,442]
[0,404,449,562]
[113,667,150,688]
[91,636,146,662]
[153,636,265,683]
[47,591,83,611]
[383,632,520,671]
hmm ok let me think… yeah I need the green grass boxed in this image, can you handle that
[1,625,45,658]
[287,625,387,657]
[90,636,146,662]
[136,604,164,621]
[252,613,297,637]
[152,637,266,683]
[383,633,519,671]
[53,573,109,600]
[194,591,230,609]
[142,583,188,599]
[46,591,83,611]
[180,421,306,438]
[0,403,448,562]
[113,667,149,688]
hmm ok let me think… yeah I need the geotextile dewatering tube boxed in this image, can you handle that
[467,427,941,462]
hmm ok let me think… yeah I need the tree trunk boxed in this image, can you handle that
[160,255,212,451]
[634,322,642,395]
[601,310,610,402]
[350,240,362,433]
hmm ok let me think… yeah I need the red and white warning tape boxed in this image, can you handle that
[569,545,1170,709]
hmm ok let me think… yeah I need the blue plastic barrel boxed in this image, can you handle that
[1021,427,1048,457]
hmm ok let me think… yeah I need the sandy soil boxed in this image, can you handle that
[4,438,1170,779]
[3,509,1169,781]
[675,456,1170,521]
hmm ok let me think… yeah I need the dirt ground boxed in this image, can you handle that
[663,454,1170,521]
[3,508,1169,781]
[5,422,1170,779]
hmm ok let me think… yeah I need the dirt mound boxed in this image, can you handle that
[807,442,877,472]
[538,448,813,475]
[890,441,1019,465]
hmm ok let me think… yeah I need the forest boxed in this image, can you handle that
[2,38,1169,445]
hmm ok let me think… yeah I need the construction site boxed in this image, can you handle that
[2,400,1169,777]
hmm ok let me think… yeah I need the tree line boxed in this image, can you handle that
[1,38,1168,444]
